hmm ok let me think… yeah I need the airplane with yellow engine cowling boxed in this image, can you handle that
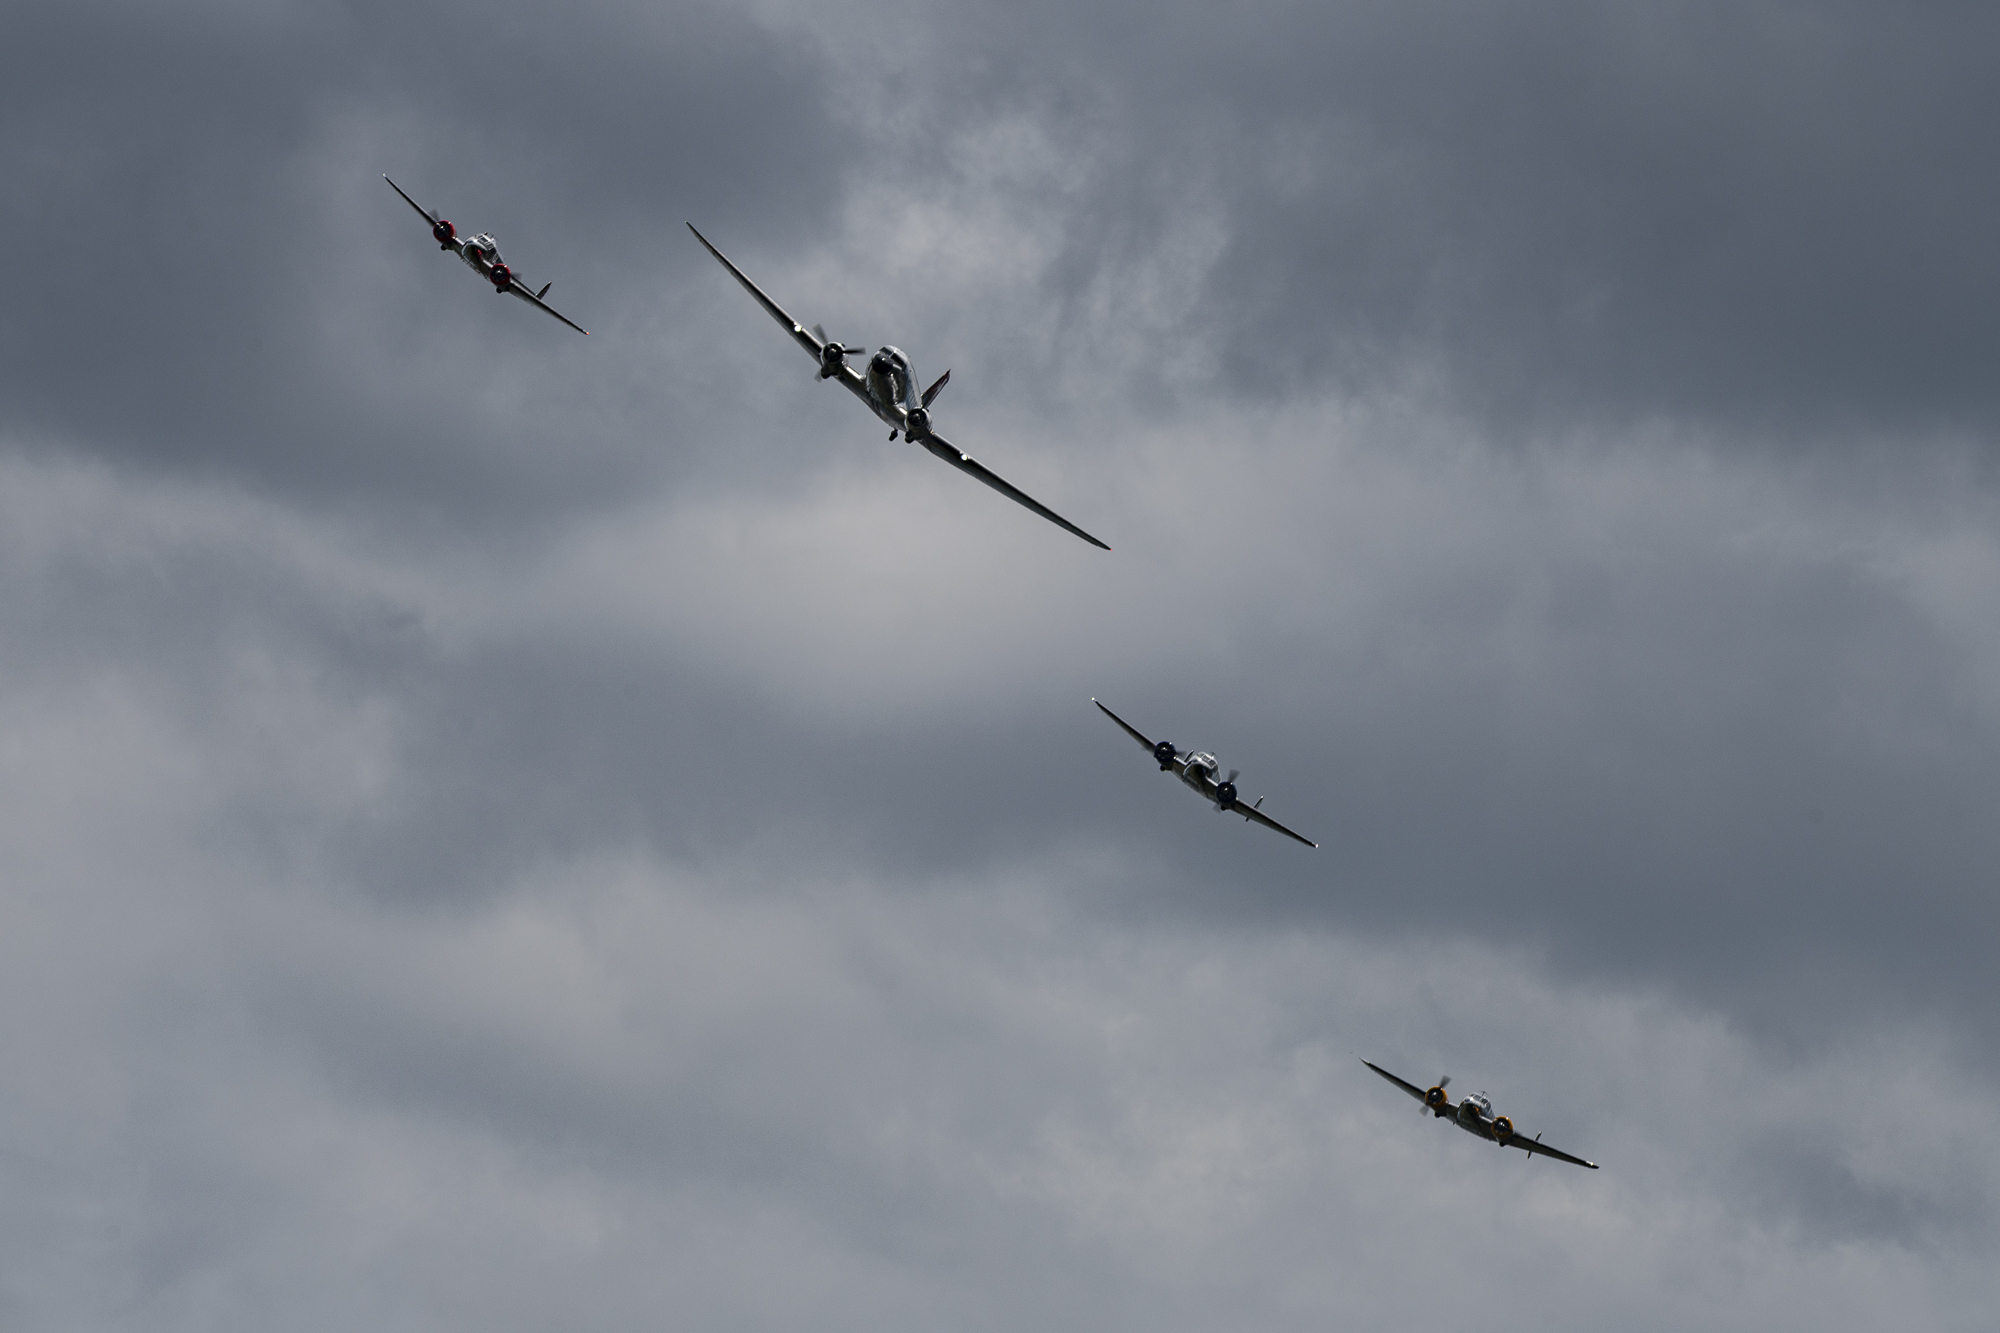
[1363,1060,1598,1168]
[687,223,1108,550]
[384,176,588,335]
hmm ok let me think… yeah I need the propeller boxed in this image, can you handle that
[1215,769,1240,810]
[1153,740,1177,771]
[904,405,933,441]
[812,325,863,379]
[1424,1075,1451,1114]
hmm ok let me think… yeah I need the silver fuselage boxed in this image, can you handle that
[455,232,505,279]
[1180,753,1221,801]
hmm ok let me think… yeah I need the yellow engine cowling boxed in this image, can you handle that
[1491,1115,1514,1144]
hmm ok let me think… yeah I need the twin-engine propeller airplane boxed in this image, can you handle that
[1363,1060,1598,1169]
[383,176,588,335]
[1093,699,1317,847]
[687,224,1109,550]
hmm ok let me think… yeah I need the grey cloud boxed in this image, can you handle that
[4,0,2000,1327]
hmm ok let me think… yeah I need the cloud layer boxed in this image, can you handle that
[2,1,1998,1328]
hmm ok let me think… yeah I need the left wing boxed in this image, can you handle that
[1500,1133,1598,1169]
[686,223,823,362]
[1237,799,1317,848]
[918,431,1110,550]
[505,279,588,335]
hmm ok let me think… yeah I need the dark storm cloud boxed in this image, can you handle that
[852,0,2000,437]
[0,0,845,516]
[4,0,2000,1327]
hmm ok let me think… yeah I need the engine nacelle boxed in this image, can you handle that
[489,262,512,291]
[1215,780,1238,809]
[1153,740,1177,770]
[1491,1115,1514,1144]
[904,406,931,441]
[1425,1085,1449,1112]
[818,342,846,378]
[432,218,456,248]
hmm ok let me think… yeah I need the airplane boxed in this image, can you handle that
[383,175,588,335]
[1092,698,1316,847]
[1362,1060,1598,1169]
[687,224,1109,550]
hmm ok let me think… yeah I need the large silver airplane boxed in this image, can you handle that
[688,224,1109,550]
[384,176,588,335]
[1363,1060,1598,1169]
[1093,699,1317,847]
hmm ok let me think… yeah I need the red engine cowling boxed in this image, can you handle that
[489,263,512,291]
[1491,1115,1514,1144]
[432,218,456,248]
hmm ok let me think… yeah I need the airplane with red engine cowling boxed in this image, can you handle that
[383,176,587,335]
[687,223,1108,550]
[1363,1060,1598,1168]
[1093,699,1317,847]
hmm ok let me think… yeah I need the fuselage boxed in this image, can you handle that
[456,233,505,279]
[1434,1090,1516,1145]
[1180,752,1220,798]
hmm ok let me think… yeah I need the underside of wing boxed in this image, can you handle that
[917,432,1109,550]
[1237,799,1317,848]
[687,223,822,361]
[1507,1135,1598,1169]
[1362,1060,1430,1105]
[507,279,589,335]
[1093,699,1158,754]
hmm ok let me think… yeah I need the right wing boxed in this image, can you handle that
[383,174,443,228]
[1239,800,1317,848]
[506,279,589,335]
[919,431,1110,550]
[1363,1060,1433,1107]
[1094,699,1159,753]
[687,223,824,361]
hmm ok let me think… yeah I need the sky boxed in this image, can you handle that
[2,0,1998,1328]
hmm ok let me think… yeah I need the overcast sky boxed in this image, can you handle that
[3,1,1998,1329]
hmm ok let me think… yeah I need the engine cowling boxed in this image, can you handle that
[1425,1085,1449,1112]
[1153,740,1177,771]
[904,406,932,441]
[432,219,456,248]
[489,262,512,291]
[818,342,846,378]
[1491,1115,1514,1144]
[1216,780,1238,809]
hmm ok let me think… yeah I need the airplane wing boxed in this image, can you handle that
[1499,1133,1598,1169]
[918,431,1110,550]
[686,223,824,361]
[505,279,589,335]
[1238,800,1317,848]
[1093,699,1160,751]
[1362,1060,1433,1106]
[383,174,442,227]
